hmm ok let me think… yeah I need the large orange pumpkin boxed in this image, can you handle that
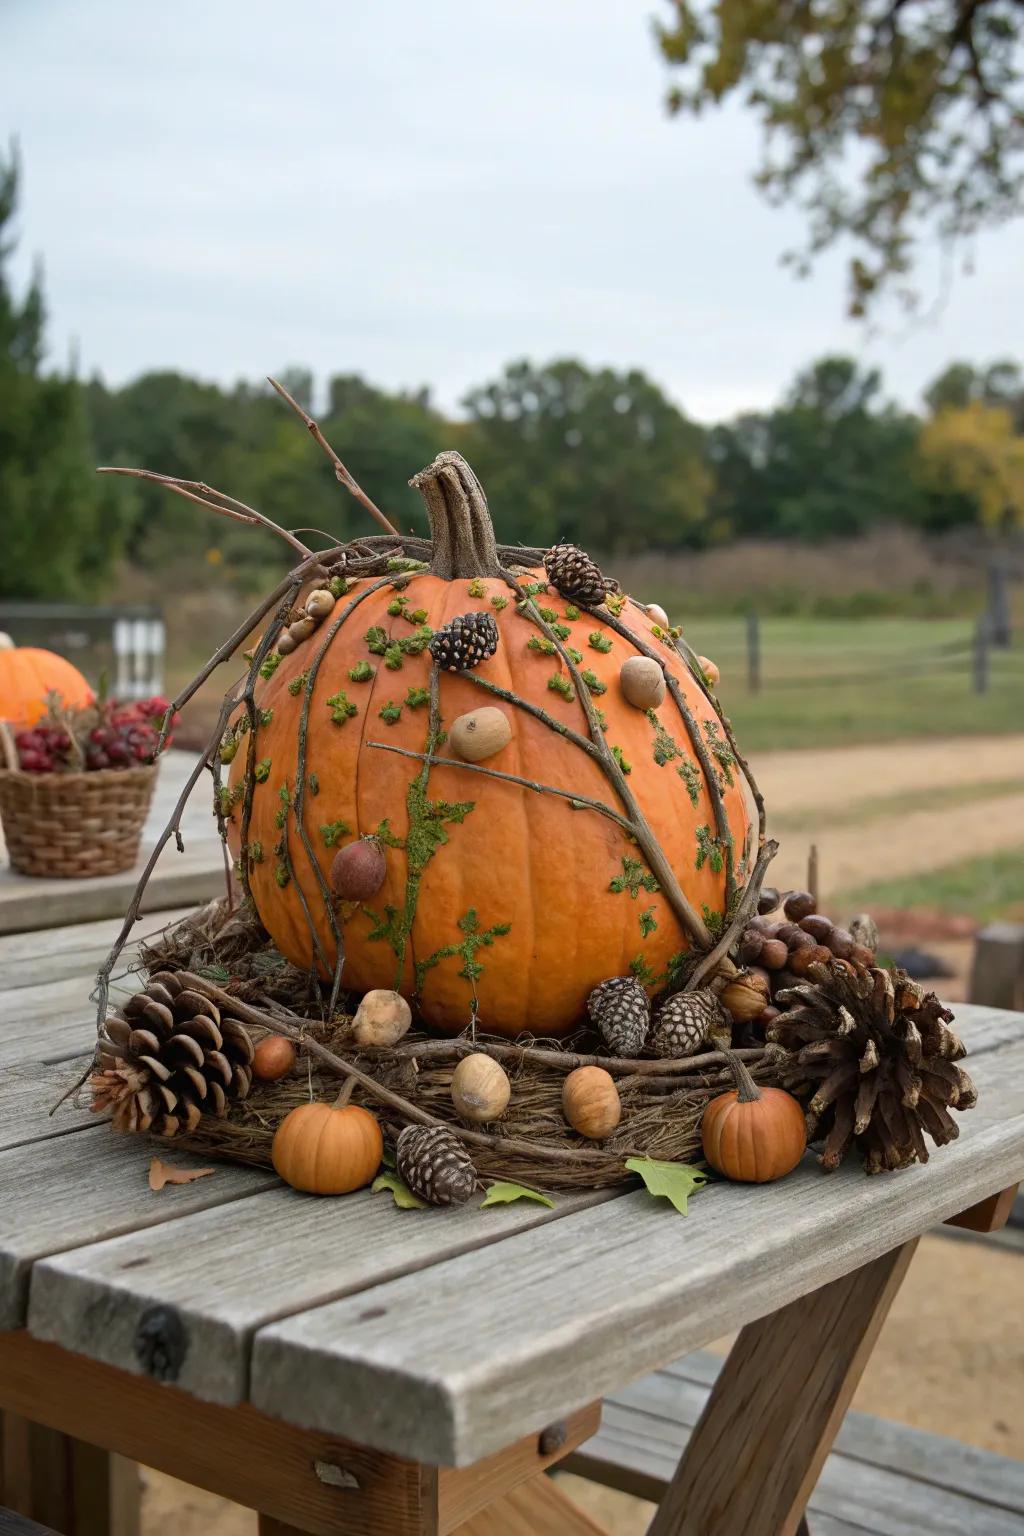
[0,638,93,726]
[227,454,753,1037]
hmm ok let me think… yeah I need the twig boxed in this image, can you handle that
[687,838,779,992]
[97,467,312,559]
[267,376,400,537]
[365,740,636,834]
[376,1037,775,1077]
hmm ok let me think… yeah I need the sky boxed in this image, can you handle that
[3,0,1023,424]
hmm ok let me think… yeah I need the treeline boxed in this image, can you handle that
[3,156,1024,601]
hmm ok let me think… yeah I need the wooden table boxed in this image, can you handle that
[1,909,1022,1536]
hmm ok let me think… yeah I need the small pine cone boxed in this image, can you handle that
[396,1124,476,1206]
[588,976,651,1056]
[428,612,499,672]
[649,989,728,1058]
[543,543,618,605]
[91,971,255,1137]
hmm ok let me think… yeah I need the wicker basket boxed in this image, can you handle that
[0,758,159,878]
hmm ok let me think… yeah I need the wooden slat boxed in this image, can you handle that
[29,1182,615,1404]
[453,1476,610,1536]
[0,1130,277,1328]
[0,973,146,1068]
[0,907,193,991]
[0,1059,100,1152]
[0,1413,139,1536]
[248,1033,1024,1465]
[0,752,223,935]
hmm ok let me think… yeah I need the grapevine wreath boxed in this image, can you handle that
[84,380,976,1209]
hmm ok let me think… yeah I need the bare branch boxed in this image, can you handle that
[97,467,312,558]
[266,375,400,537]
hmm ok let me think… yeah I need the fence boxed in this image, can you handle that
[0,603,165,700]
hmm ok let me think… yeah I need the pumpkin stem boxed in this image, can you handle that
[332,1076,357,1109]
[410,451,503,580]
[723,1050,761,1104]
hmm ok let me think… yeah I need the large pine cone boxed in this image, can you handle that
[770,959,976,1174]
[91,972,255,1137]
[543,543,618,605]
[396,1124,476,1206]
[649,989,729,1058]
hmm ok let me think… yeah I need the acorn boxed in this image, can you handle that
[783,890,816,921]
[719,968,771,1023]
[451,1053,511,1123]
[276,631,297,656]
[619,656,666,709]
[757,886,781,916]
[786,927,816,952]
[450,707,512,763]
[305,588,336,621]
[646,602,670,628]
[287,616,317,644]
[562,1066,621,1140]
[252,1035,297,1082]
[698,655,720,688]
[351,989,412,1048]
[331,839,386,901]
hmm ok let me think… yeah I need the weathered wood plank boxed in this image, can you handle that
[29,1182,616,1404]
[248,1034,1024,1465]
[0,1130,277,1328]
[0,1412,139,1536]
[0,1058,99,1152]
[0,973,144,1067]
[0,752,223,935]
[0,907,194,991]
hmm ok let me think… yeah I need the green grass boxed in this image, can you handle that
[837,849,1024,925]
[680,617,1024,752]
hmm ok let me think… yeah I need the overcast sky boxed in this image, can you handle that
[3,0,1022,422]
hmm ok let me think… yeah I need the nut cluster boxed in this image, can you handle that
[735,889,879,1035]
[277,587,337,656]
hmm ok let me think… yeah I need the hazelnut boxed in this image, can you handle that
[759,938,789,971]
[799,914,834,943]
[783,890,816,920]
[619,656,666,709]
[451,1054,511,1123]
[562,1066,621,1140]
[757,886,781,916]
[719,968,771,1023]
[738,927,764,965]
[826,926,854,960]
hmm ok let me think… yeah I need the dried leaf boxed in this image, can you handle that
[625,1157,708,1216]
[372,1171,427,1210]
[480,1180,555,1209]
[148,1157,216,1192]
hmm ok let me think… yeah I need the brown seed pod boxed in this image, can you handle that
[784,890,816,921]
[799,914,834,943]
[757,886,781,916]
[276,630,297,656]
[759,938,789,971]
[330,839,386,901]
[562,1066,621,1140]
[786,927,816,952]
[826,925,854,960]
[788,943,834,976]
[738,927,764,965]
[252,1035,297,1082]
[719,967,771,1023]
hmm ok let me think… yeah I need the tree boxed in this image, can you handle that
[924,358,1024,430]
[918,401,1024,530]
[461,359,710,551]
[655,1,1024,316]
[0,147,121,599]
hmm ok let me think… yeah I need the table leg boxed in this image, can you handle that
[0,1411,140,1536]
[646,1239,919,1536]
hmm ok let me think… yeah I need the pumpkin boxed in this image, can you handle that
[0,643,92,726]
[227,452,752,1037]
[271,1097,383,1194]
[701,1054,806,1183]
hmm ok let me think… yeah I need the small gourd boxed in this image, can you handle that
[450,706,512,763]
[719,967,771,1023]
[331,838,386,900]
[698,654,720,688]
[701,1053,806,1183]
[272,1090,383,1194]
[351,988,412,1048]
[646,602,670,629]
[450,1052,511,1122]
[562,1065,621,1140]
[252,1035,297,1081]
[287,616,317,644]
[305,588,336,621]
[619,656,665,710]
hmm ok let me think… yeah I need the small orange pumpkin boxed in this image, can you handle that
[701,1054,806,1183]
[271,1093,383,1194]
[0,640,92,726]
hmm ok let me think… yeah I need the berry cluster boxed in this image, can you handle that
[14,695,176,774]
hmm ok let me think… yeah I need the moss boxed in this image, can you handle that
[236,715,251,736]
[218,731,237,765]
[580,668,605,694]
[348,660,375,683]
[490,594,509,611]
[701,904,725,938]
[383,644,404,670]
[630,954,657,986]
[273,863,290,888]
[320,820,351,847]
[605,592,626,616]
[567,647,583,664]
[610,855,659,898]
[703,720,736,786]
[564,604,581,620]
[521,580,549,597]
[326,691,358,725]
[639,905,657,938]
[372,817,404,847]
[405,686,430,709]
[677,760,702,807]
[401,625,433,655]
[308,772,319,796]
[646,710,682,767]
[287,672,309,696]
[254,758,272,783]
[387,595,409,617]
[662,951,688,990]
[259,652,282,679]
[387,557,429,572]
[528,636,557,656]
[467,578,487,598]
[538,606,559,623]
[215,784,234,818]
[588,631,613,653]
[592,706,608,732]
[328,574,349,598]
[379,701,403,725]
[408,608,428,624]
[551,622,571,641]
[258,707,273,725]
[247,840,264,864]
[695,825,724,874]
[414,907,512,991]
[548,673,575,701]
[612,744,632,774]
[365,626,389,654]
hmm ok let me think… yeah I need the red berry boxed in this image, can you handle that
[106,740,130,764]
[20,749,52,772]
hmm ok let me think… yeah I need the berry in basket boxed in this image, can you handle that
[12,694,178,773]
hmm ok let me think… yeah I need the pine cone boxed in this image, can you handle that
[428,612,499,672]
[396,1124,476,1206]
[543,543,618,605]
[91,972,255,1137]
[650,989,729,1058]
[588,976,650,1056]
[770,959,976,1174]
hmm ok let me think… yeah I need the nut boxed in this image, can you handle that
[698,654,720,688]
[276,631,297,655]
[758,938,789,971]
[738,927,764,965]
[826,925,854,960]
[562,1066,621,1140]
[783,890,816,920]
[757,886,781,916]
[351,990,412,1049]
[799,914,834,943]
[450,707,512,763]
[451,1053,511,1123]
[646,602,670,628]
[305,589,336,621]
[719,968,771,1023]
[788,943,833,976]
[331,839,386,900]
[619,656,666,709]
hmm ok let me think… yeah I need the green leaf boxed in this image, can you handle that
[624,1158,708,1215]
[480,1181,555,1209]
[372,1171,427,1210]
